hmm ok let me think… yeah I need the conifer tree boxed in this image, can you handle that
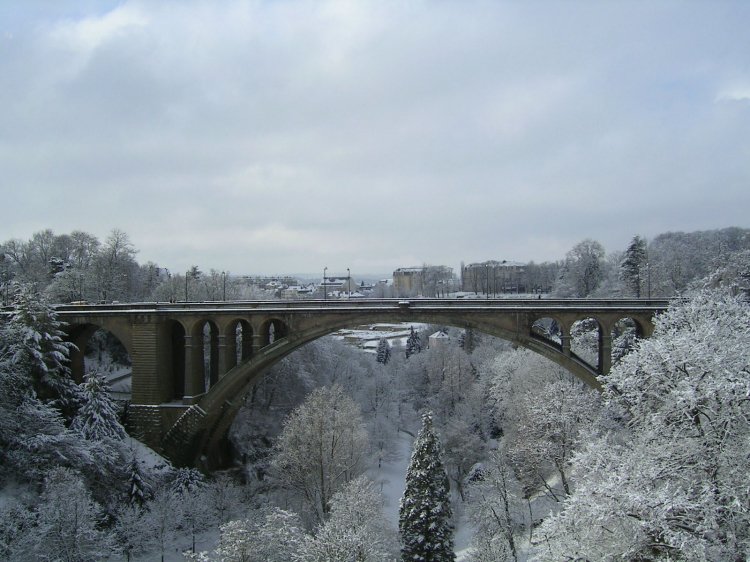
[72,372,127,441]
[399,412,455,562]
[5,284,80,417]
[458,327,476,354]
[126,452,151,506]
[405,326,422,359]
[620,235,648,297]
[169,467,206,494]
[376,337,391,365]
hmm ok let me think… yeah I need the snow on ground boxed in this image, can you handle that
[333,322,428,353]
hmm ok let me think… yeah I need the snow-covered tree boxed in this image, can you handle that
[271,385,369,527]
[30,467,112,561]
[399,412,455,562]
[703,248,750,298]
[534,290,750,560]
[145,486,181,562]
[168,467,210,554]
[113,504,152,562]
[205,474,245,525]
[4,284,79,416]
[405,326,422,359]
[178,484,213,554]
[186,507,308,562]
[126,451,151,506]
[458,327,477,354]
[0,498,35,560]
[554,239,606,297]
[375,338,391,365]
[94,228,139,302]
[1,296,121,484]
[506,378,600,500]
[425,344,477,422]
[169,467,206,494]
[307,475,397,562]
[0,352,114,484]
[72,372,127,441]
[359,365,399,469]
[467,450,525,562]
[441,417,485,502]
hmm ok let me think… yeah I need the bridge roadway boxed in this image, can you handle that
[55,298,670,469]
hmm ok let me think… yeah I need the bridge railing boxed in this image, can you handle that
[53,297,673,314]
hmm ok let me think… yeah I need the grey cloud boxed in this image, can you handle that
[2,1,749,274]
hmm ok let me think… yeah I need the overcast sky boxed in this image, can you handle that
[2,1,749,276]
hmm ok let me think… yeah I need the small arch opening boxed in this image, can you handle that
[169,320,186,400]
[611,317,643,365]
[261,318,288,347]
[80,328,132,404]
[531,317,562,347]
[202,321,220,391]
[571,317,601,370]
[235,320,253,365]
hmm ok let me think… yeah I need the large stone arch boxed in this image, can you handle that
[223,318,253,371]
[258,317,289,346]
[65,319,133,384]
[165,319,186,401]
[163,311,607,468]
[182,317,221,399]
[53,300,667,469]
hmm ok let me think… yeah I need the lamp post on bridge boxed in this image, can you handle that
[157,267,172,302]
[222,271,227,301]
[347,267,351,298]
[484,263,490,300]
[323,266,328,302]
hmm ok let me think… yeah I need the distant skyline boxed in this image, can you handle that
[2,1,749,275]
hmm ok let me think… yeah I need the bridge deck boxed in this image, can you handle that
[53,298,671,316]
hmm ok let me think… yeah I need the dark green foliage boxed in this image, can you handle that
[376,337,391,365]
[73,372,127,441]
[621,235,648,297]
[399,412,455,562]
[405,326,422,359]
[458,328,476,354]
[127,454,151,506]
[169,467,206,494]
[4,284,80,417]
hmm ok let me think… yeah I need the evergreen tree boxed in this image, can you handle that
[405,326,422,359]
[620,235,648,297]
[376,337,391,365]
[5,284,80,417]
[399,412,455,562]
[126,452,151,506]
[169,467,206,494]
[458,327,476,354]
[72,372,127,441]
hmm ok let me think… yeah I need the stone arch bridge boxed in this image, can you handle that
[56,298,668,469]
